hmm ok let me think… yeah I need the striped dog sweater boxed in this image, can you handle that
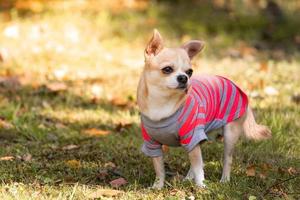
[141,75,248,157]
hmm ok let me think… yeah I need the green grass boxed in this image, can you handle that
[0,1,300,199]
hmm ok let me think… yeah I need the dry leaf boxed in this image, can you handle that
[104,162,116,169]
[82,128,111,137]
[287,167,297,175]
[216,134,224,142]
[87,189,123,199]
[22,153,32,162]
[65,159,81,169]
[109,178,128,188]
[259,62,268,72]
[55,122,67,129]
[261,163,272,171]
[46,82,67,92]
[0,156,14,161]
[110,97,130,108]
[115,122,133,132]
[162,145,169,152]
[246,165,256,177]
[0,76,20,90]
[259,172,266,179]
[97,170,109,180]
[0,119,13,129]
[278,167,285,175]
[62,144,79,150]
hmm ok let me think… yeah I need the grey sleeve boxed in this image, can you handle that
[141,141,163,157]
[181,127,208,153]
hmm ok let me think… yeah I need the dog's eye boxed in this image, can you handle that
[185,69,193,77]
[161,66,174,74]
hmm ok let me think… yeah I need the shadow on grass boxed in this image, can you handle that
[0,81,299,197]
[1,1,300,55]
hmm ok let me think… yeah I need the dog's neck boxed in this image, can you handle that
[137,72,187,121]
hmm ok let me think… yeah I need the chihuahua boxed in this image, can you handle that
[137,30,271,189]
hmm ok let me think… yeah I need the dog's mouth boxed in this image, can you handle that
[176,83,190,93]
[176,83,188,90]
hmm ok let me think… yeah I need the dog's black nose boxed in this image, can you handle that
[177,75,188,84]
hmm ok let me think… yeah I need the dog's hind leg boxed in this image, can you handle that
[184,167,194,181]
[220,116,244,182]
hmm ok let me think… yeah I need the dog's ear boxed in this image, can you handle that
[145,29,164,57]
[181,40,205,59]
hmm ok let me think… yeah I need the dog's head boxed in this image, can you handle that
[143,29,204,93]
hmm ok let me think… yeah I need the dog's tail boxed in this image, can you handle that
[242,107,272,140]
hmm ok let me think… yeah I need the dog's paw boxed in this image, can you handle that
[220,175,230,183]
[151,182,164,190]
[195,182,206,188]
[150,178,164,190]
[184,169,194,181]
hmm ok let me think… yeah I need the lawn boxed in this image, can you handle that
[0,1,299,199]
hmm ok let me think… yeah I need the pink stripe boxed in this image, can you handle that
[227,92,240,122]
[216,78,225,118]
[141,124,150,141]
[218,80,233,119]
[193,82,209,113]
[212,77,220,105]
[202,78,216,121]
[201,81,213,121]
[179,104,198,137]
[183,117,206,134]
[178,96,192,121]
[192,84,205,103]
[180,136,192,144]
[198,106,205,113]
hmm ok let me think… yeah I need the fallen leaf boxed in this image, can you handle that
[0,156,14,161]
[65,159,81,169]
[22,153,32,162]
[187,195,195,200]
[110,97,130,108]
[248,195,257,200]
[259,172,266,179]
[115,122,133,132]
[162,145,169,152]
[62,144,79,150]
[216,134,224,142]
[278,167,285,175]
[87,189,123,199]
[55,122,67,129]
[0,119,13,129]
[109,178,127,188]
[97,170,109,180]
[82,128,111,137]
[261,163,272,171]
[46,82,67,92]
[0,76,20,90]
[259,62,268,72]
[104,162,116,169]
[287,167,298,175]
[246,165,256,177]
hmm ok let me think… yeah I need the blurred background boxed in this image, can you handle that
[0,0,299,101]
[0,0,299,199]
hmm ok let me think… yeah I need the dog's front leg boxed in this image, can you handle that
[188,145,206,187]
[151,156,165,189]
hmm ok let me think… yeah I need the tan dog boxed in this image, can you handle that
[137,30,271,189]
